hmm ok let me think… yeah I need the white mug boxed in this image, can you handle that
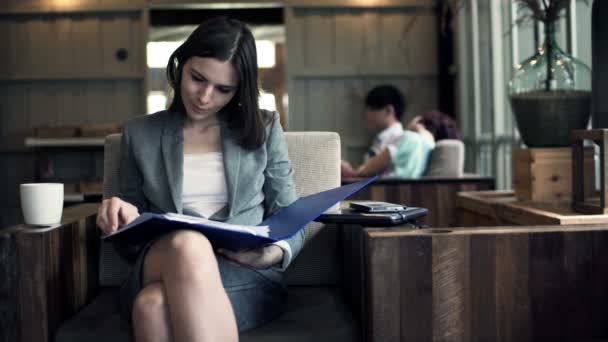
[20,183,64,226]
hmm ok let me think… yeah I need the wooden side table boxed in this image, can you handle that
[364,226,608,341]
[0,203,99,342]
[457,190,608,227]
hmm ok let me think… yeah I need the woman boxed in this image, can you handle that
[354,111,462,178]
[96,17,301,342]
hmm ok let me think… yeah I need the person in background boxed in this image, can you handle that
[341,85,406,178]
[353,110,462,178]
[96,17,302,342]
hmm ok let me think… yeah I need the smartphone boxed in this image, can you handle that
[349,201,406,213]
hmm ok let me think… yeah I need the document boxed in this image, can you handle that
[102,176,378,251]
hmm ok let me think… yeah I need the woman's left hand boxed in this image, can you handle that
[217,245,284,269]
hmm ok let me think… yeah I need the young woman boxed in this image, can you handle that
[96,17,302,342]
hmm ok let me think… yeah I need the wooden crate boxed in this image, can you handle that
[513,147,595,202]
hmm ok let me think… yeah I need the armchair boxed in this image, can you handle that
[0,132,365,342]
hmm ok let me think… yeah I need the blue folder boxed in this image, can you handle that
[102,176,378,251]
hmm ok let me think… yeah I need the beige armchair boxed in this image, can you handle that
[0,132,366,342]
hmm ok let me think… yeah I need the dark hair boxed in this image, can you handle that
[166,17,266,149]
[420,111,462,141]
[365,85,406,121]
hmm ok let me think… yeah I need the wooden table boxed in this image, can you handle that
[364,225,608,341]
[0,203,100,342]
[457,190,608,227]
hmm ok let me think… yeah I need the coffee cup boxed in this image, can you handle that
[20,183,64,226]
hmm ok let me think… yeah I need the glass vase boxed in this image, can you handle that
[509,22,591,147]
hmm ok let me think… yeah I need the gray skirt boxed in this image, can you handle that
[118,240,287,333]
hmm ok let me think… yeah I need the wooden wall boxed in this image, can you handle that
[285,0,438,164]
[0,1,147,228]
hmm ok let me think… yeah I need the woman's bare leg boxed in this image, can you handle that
[139,230,238,342]
[132,282,173,342]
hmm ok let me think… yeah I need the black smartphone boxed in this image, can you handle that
[349,201,406,213]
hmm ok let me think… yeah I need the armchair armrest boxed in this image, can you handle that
[0,203,100,342]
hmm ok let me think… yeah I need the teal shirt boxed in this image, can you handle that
[389,131,435,178]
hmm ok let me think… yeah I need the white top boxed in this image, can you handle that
[182,152,292,270]
[364,122,405,161]
[182,152,229,218]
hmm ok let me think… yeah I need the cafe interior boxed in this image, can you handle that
[2,0,608,341]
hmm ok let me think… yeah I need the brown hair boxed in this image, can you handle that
[166,17,267,149]
[420,111,462,141]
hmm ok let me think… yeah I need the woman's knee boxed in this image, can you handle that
[132,283,168,324]
[163,230,215,266]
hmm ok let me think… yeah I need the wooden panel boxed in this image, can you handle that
[0,20,14,76]
[0,0,146,12]
[73,16,102,73]
[380,12,436,73]
[431,234,470,341]
[335,10,363,68]
[469,233,496,341]
[285,7,305,71]
[0,204,100,342]
[457,190,608,227]
[100,13,141,74]
[286,80,308,131]
[334,81,368,149]
[0,83,31,146]
[404,78,438,119]
[364,225,608,341]
[494,233,531,341]
[29,18,54,74]
[347,177,495,228]
[304,10,334,68]
[308,80,335,130]
[55,16,74,73]
[0,13,144,79]
[361,11,381,67]
[13,18,30,76]
[287,0,434,7]
[0,80,140,146]
[287,4,440,149]
[365,228,402,342]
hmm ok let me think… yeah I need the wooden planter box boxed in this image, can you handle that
[513,147,594,202]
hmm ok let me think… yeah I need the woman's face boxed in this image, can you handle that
[180,57,238,122]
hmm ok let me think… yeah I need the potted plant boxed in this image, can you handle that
[508,0,591,147]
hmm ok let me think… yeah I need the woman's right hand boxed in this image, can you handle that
[96,197,140,236]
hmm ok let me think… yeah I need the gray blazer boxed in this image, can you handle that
[117,110,304,268]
